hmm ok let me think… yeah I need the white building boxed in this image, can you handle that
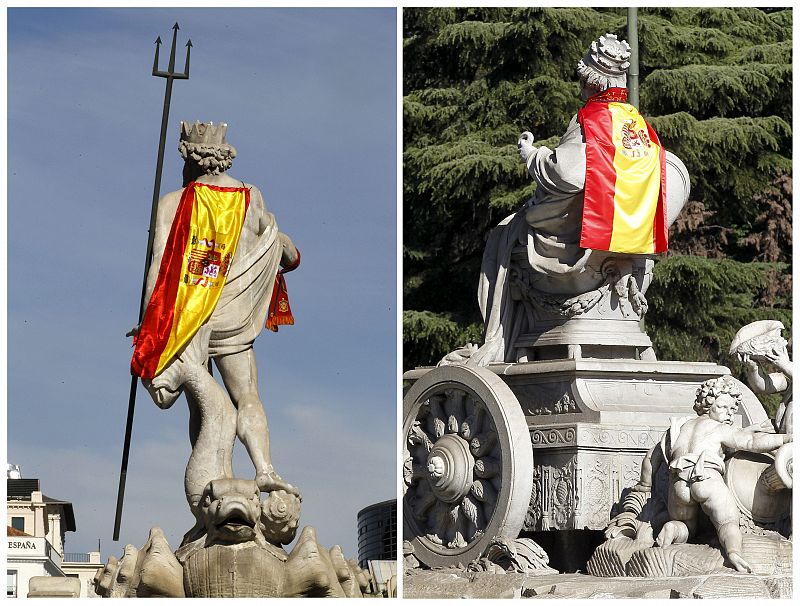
[7,467,102,598]
[61,552,104,598]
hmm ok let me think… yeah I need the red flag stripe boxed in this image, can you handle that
[578,101,616,251]
[652,124,668,252]
[131,185,197,378]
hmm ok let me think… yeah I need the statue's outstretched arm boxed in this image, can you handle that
[723,426,791,453]
[518,130,586,196]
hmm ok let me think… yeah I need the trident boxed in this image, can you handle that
[113,23,191,541]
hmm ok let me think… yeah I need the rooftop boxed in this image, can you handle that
[7,525,32,537]
[7,478,77,532]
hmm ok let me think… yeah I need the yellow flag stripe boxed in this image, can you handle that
[155,186,248,375]
[608,102,661,254]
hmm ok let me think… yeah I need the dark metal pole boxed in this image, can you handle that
[113,23,191,541]
[627,8,640,109]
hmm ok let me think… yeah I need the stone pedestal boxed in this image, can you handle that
[404,359,768,537]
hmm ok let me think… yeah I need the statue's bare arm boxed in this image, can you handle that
[518,132,586,196]
[743,359,789,394]
[245,185,271,237]
[144,191,183,309]
[721,425,790,453]
[247,184,299,267]
[635,443,664,491]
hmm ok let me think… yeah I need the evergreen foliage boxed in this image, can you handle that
[404,8,792,376]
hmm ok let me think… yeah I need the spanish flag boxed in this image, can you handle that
[131,182,250,379]
[577,87,667,254]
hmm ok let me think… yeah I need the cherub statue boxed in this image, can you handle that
[731,320,792,435]
[656,376,791,572]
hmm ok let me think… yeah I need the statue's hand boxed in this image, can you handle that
[764,344,791,367]
[518,131,536,164]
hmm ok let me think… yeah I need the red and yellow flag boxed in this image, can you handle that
[577,87,667,254]
[131,182,250,379]
[266,250,300,332]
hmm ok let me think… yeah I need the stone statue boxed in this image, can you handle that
[655,377,790,572]
[129,121,300,540]
[731,320,792,435]
[453,34,692,367]
[589,376,793,578]
[108,122,372,597]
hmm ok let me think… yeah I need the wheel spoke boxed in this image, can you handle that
[403,457,429,487]
[452,513,469,549]
[444,388,466,433]
[470,479,498,506]
[428,396,446,439]
[441,504,459,547]
[470,430,498,457]
[409,482,437,520]
[460,494,483,542]
[407,419,434,452]
[425,500,450,544]
[474,456,501,479]
[460,401,484,441]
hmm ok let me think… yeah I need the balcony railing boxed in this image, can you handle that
[63,552,91,563]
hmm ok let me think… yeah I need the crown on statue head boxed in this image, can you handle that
[584,33,631,77]
[180,121,229,146]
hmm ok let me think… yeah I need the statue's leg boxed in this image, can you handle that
[693,476,752,573]
[183,367,237,507]
[186,386,234,480]
[179,328,238,509]
[215,348,300,496]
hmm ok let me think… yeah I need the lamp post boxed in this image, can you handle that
[627,8,639,109]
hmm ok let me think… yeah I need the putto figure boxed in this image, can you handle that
[657,376,791,572]
[731,320,793,435]
[129,121,301,539]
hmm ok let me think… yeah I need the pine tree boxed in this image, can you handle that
[404,7,792,403]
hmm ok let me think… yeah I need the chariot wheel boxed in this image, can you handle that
[402,365,533,568]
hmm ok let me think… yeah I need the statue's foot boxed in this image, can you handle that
[727,551,753,574]
[256,467,301,499]
[656,520,689,547]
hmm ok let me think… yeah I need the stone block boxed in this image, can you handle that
[27,576,81,598]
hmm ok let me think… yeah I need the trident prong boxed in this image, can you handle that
[153,22,189,80]
[114,22,192,542]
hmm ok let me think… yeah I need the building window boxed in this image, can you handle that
[11,517,24,532]
[7,570,17,598]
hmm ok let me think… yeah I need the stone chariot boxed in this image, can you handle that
[402,152,778,570]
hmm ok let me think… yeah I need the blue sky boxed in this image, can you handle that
[7,7,397,559]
